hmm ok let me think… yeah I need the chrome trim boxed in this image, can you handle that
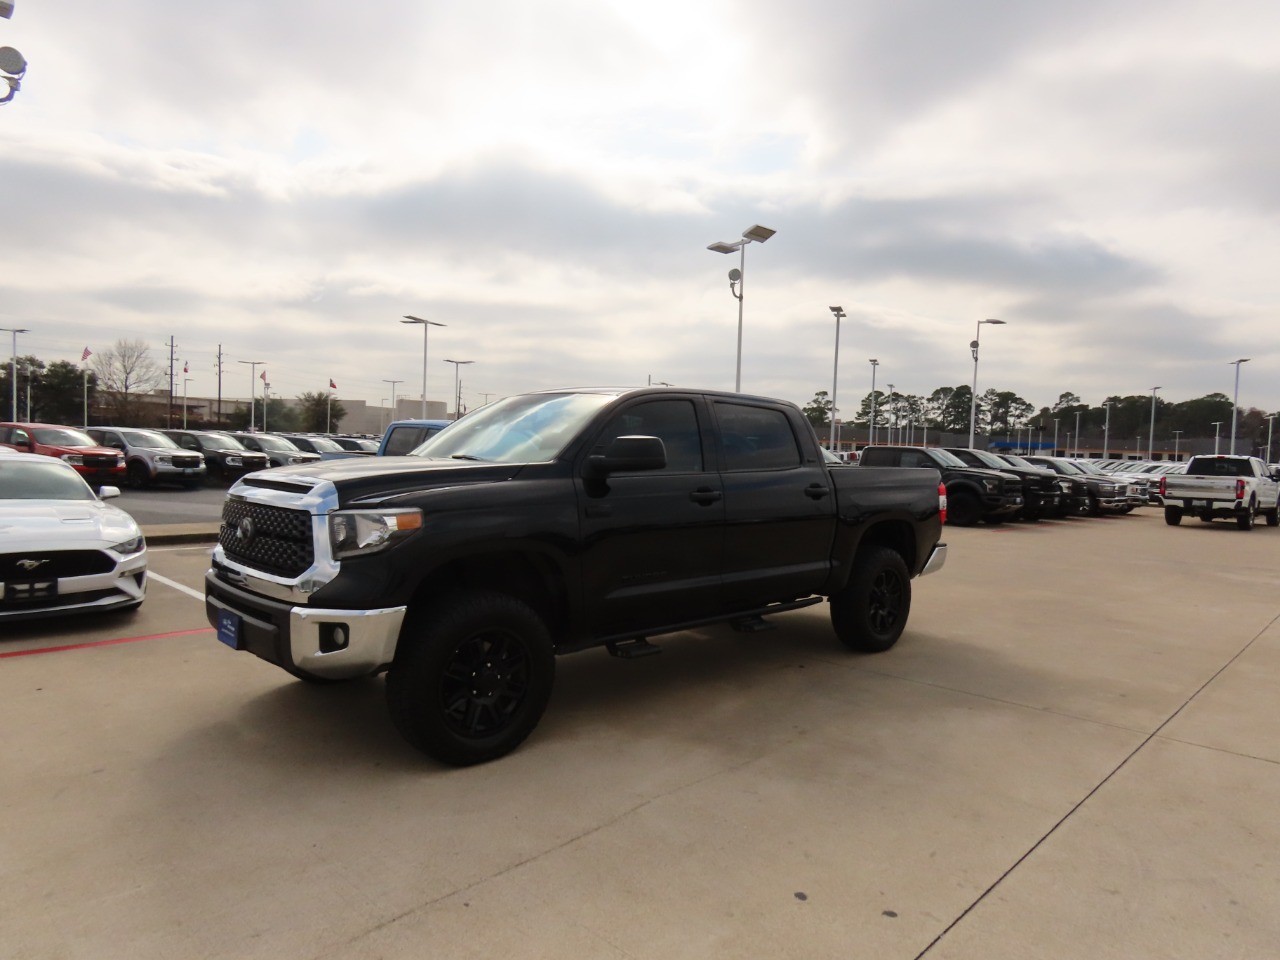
[287,604,407,678]
[920,542,947,576]
[210,476,342,604]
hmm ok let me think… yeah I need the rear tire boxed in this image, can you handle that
[386,591,555,766]
[1237,503,1256,530]
[830,546,911,653]
[1164,508,1182,526]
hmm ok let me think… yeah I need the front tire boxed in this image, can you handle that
[387,591,555,766]
[947,490,981,527]
[831,546,911,653]
[127,461,150,489]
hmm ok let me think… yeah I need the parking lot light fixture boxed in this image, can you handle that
[237,360,264,432]
[442,359,474,420]
[1101,401,1112,459]
[707,224,776,393]
[1172,429,1183,460]
[1212,421,1223,455]
[382,379,403,421]
[828,306,846,452]
[1,326,28,421]
[1266,416,1276,464]
[1074,409,1082,458]
[968,319,1005,449]
[868,359,879,446]
[1149,386,1161,459]
[402,315,446,420]
[1228,359,1250,455]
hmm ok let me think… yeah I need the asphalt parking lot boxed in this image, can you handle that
[3,512,1278,959]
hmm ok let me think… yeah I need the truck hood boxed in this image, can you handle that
[39,443,121,458]
[241,455,525,504]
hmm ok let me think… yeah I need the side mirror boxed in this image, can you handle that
[584,435,667,480]
[98,486,121,500]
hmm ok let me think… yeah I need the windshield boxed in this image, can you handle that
[1072,460,1106,475]
[32,427,98,447]
[0,460,97,500]
[968,450,1010,470]
[199,433,247,451]
[241,434,298,452]
[411,392,616,463]
[300,437,344,453]
[929,448,969,468]
[120,429,179,449]
[1002,455,1037,469]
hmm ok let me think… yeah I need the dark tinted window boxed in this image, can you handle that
[715,403,800,471]
[900,450,934,469]
[593,400,703,473]
[384,426,430,456]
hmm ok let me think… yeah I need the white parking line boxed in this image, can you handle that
[148,571,205,602]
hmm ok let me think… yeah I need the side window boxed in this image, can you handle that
[715,403,801,472]
[900,451,932,469]
[13,429,30,446]
[384,427,425,456]
[181,435,199,451]
[593,400,704,473]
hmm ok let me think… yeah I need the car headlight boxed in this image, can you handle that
[156,455,173,466]
[61,453,85,466]
[226,455,243,466]
[110,532,146,555]
[1099,483,1117,495]
[329,509,423,559]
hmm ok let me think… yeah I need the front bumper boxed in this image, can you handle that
[0,550,147,621]
[204,569,406,680]
[982,494,1024,517]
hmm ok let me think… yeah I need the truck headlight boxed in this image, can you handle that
[226,455,243,466]
[156,455,173,466]
[329,509,423,559]
[62,454,85,466]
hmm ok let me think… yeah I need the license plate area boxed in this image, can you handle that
[2,579,57,604]
[216,608,243,649]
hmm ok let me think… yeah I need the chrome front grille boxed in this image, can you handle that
[219,498,314,578]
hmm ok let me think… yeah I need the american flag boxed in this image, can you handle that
[260,369,267,381]
[329,379,337,389]
[81,347,92,361]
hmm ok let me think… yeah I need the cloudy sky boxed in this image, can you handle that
[2,0,1278,419]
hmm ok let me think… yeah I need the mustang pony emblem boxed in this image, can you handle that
[16,559,49,571]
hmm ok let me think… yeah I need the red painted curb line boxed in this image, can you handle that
[0,627,214,659]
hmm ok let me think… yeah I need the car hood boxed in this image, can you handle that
[0,499,142,549]
[39,444,121,458]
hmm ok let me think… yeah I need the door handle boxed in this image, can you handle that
[689,487,723,506]
[804,483,831,500]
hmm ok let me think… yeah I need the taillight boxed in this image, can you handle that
[1236,477,1246,501]
[1158,476,1166,497]
[938,482,948,524]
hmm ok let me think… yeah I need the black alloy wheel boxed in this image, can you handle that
[127,460,150,489]
[831,546,911,653]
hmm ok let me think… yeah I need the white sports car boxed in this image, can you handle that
[0,450,147,621]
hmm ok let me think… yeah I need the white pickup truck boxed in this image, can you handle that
[1159,455,1280,530]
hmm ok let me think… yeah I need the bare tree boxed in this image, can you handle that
[91,339,164,425]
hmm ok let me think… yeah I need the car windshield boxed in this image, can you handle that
[928,448,969,468]
[968,450,1009,469]
[242,435,298,452]
[1072,461,1107,475]
[299,437,344,453]
[0,459,97,501]
[199,433,247,451]
[1051,460,1084,475]
[31,427,98,447]
[411,392,616,463]
[1002,455,1038,469]
[120,429,179,449]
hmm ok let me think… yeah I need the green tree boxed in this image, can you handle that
[0,355,44,420]
[37,360,97,425]
[295,391,347,432]
[802,390,833,427]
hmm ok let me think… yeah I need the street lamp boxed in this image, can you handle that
[442,359,474,420]
[828,306,845,453]
[382,379,403,421]
[1212,421,1223,455]
[1266,417,1276,464]
[402,315,446,419]
[707,224,776,393]
[887,384,896,445]
[183,377,192,429]
[1074,409,1082,458]
[868,359,879,446]
[1148,386,1161,460]
[237,360,263,432]
[968,318,1005,449]
[1101,401,1112,460]
[1053,418,1060,455]
[1172,429,1183,461]
[1228,359,1250,455]
[1,326,28,421]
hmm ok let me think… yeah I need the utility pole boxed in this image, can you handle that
[168,336,177,428]
[216,344,224,425]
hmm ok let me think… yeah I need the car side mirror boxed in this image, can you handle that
[98,486,121,500]
[584,435,667,480]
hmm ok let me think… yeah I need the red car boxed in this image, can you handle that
[0,422,126,484]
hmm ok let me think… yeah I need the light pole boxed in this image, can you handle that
[828,306,845,453]
[1135,436,1141,461]
[402,315,446,419]
[868,359,879,446]
[1066,431,1072,458]
[707,224,776,393]
[183,377,192,428]
[442,359,474,420]
[1074,409,1082,458]
[887,384,896,445]
[1212,422,1223,455]
[1172,430,1183,460]
[968,318,1005,449]
[237,360,263,432]
[1228,359,1250,455]
[1,326,28,421]
[1266,417,1276,464]
[382,379,403,421]
[1148,386,1161,459]
[1101,401,1112,459]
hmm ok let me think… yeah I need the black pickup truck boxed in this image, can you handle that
[205,387,947,765]
[858,445,1024,526]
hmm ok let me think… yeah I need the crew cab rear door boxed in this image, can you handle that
[575,396,725,636]
[710,398,835,608]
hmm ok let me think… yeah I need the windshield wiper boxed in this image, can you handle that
[449,454,489,462]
